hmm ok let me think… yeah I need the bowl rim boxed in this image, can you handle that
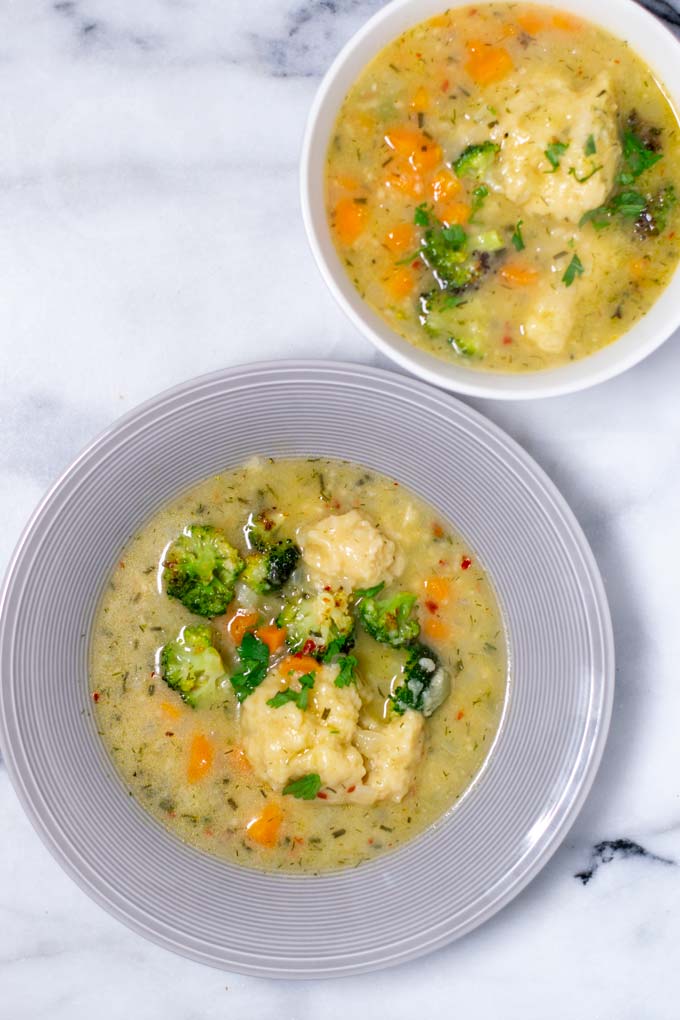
[300,0,680,400]
[0,360,615,976]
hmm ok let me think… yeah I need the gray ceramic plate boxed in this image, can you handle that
[0,362,613,978]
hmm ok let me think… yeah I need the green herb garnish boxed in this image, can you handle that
[545,141,569,172]
[334,654,359,688]
[267,671,315,710]
[617,129,662,186]
[470,183,489,220]
[414,203,431,227]
[585,134,597,156]
[229,631,270,702]
[562,253,584,287]
[569,164,603,183]
[511,219,525,251]
[283,773,322,800]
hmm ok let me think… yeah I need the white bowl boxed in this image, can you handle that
[300,0,680,399]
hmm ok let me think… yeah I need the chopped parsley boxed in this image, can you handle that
[267,671,315,710]
[334,654,358,688]
[545,140,569,172]
[441,223,467,248]
[580,190,647,229]
[229,632,269,702]
[283,773,322,800]
[617,129,663,186]
[569,164,603,183]
[470,184,489,220]
[585,134,597,156]
[511,219,525,251]
[562,253,584,287]
[414,203,431,227]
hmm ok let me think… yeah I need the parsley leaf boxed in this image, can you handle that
[616,130,662,186]
[562,253,584,287]
[441,223,467,248]
[283,773,322,800]
[580,190,648,230]
[511,219,525,251]
[334,655,358,688]
[323,626,349,661]
[545,141,569,173]
[585,134,597,156]
[230,632,269,702]
[414,203,431,227]
[569,164,603,183]
[267,671,315,710]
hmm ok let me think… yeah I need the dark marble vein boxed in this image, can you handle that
[575,839,675,885]
[251,0,383,79]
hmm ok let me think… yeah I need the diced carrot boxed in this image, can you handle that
[431,168,462,203]
[517,12,544,35]
[226,747,252,775]
[439,200,471,226]
[160,700,182,720]
[246,802,283,848]
[384,126,442,173]
[552,12,581,31]
[228,609,259,645]
[385,266,416,301]
[425,576,451,604]
[256,624,287,654]
[384,222,417,254]
[465,43,514,86]
[187,734,214,784]
[279,654,319,678]
[410,86,431,114]
[334,197,368,247]
[500,263,540,287]
[423,616,451,640]
[383,162,424,199]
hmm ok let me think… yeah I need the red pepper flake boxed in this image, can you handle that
[438,558,448,567]
[425,599,439,614]
[323,585,332,592]
[415,51,422,58]
[164,730,174,737]
[461,556,472,570]
[317,791,328,800]
[302,639,316,655]
[368,838,374,845]
[294,836,305,845]
[441,78,449,92]
[457,709,465,720]
[411,259,421,270]
[502,334,513,345]
[92,691,100,702]
[433,522,444,538]
[347,785,356,793]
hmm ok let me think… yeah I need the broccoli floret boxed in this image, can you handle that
[160,625,225,708]
[391,642,451,717]
[418,289,486,358]
[277,588,354,660]
[244,510,286,551]
[355,583,420,648]
[453,142,500,179]
[163,524,244,617]
[421,228,500,293]
[242,538,300,593]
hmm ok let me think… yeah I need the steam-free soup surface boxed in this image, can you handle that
[326,3,680,372]
[91,458,506,872]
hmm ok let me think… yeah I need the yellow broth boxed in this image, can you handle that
[91,458,506,872]
[326,3,680,372]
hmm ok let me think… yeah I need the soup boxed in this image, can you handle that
[91,457,506,872]
[326,3,680,372]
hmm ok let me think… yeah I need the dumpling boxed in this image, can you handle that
[493,71,620,222]
[301,509,403,589]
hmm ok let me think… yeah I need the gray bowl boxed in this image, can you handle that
[0,361,613,977]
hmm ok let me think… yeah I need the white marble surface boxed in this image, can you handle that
[1,1,680,1015]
